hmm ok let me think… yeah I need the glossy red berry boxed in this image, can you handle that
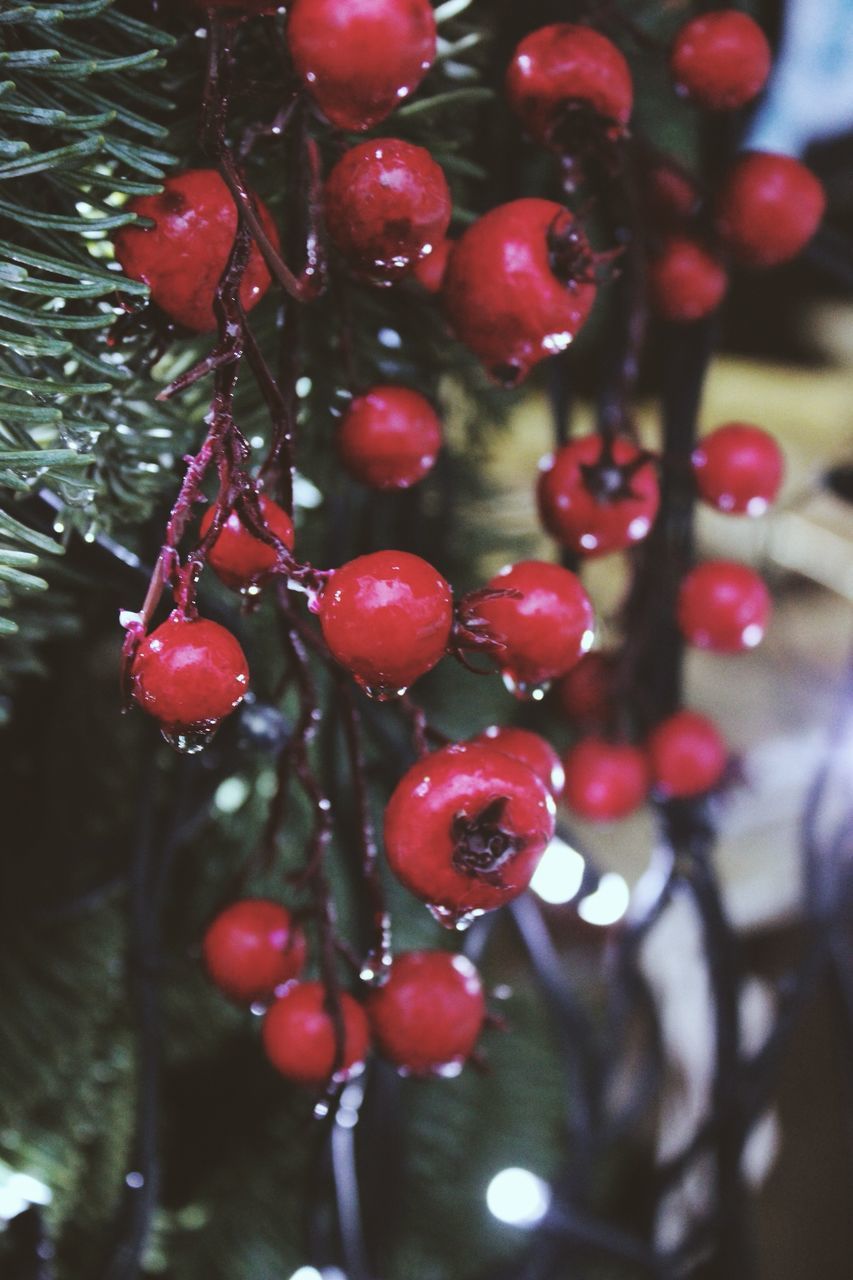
[337,386,442,490]
[412,236,454,292]
[538,435,660,555]
[324,139,451,284]
[287,0,436,132]
[262,983,370,1085]
[555,650,617,724]
[384,742,556,925]
[648,237,728,322]
[202,900,307,1004]
[677,560,771,652]
[671,11,771,111]
[114,170,278,333]
[715,151,825,268]
[367,951,485,1075]
[563,737,649,821]
[472,726,565,799]
[131,613,249,748]
[443,199,597,386]
[506,23,633,150]
[200,496,295,592]
[475,560,595,694]
[692,422,784,515]
[647,710,728,799]
[318,550,453,698]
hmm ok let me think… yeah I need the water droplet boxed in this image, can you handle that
[160,719,220,755]
[500,671,550,702]
[427,902,484,932]
[354,676,408,702]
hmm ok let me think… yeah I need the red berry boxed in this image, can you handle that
[538,434,660,555]
[337,386,442,490]
[367,951,485,1074]
[324,139,451,284]
[202,900,307,1004]
[262,982,370,1085]
[200,496,295,592]
[506,23,633,151]
[554,650,617,724]
[671,11,771,111]
[287,0,436,132]
[715,151,825,268]
[644,162,701,228]
[131,614,249,747]
[318,550,453,698]
[563,737,648,821]
[647,710,727,799]
[114,170,278,333]
[692,422,784,515]
[648,237,728,322]
[677,560,771,652]
[476,560,595,694]
[442,199,597,386]
[412,236,454,292]
[472,726,565,799]
[384,742,556,924]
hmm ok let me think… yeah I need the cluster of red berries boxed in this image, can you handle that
[120,3,815,1086]
[202,898,486,1082]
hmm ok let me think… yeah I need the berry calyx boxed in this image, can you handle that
[412,237,454,292]
[324,139,451,284]
[200,495,295,592]
[337,386,442,490]
[506,23,633,151]
[715,151,826,268]
[647,710,728,799]
[677,560,771,652]
[692,422,784,515]
[563,737,649,821]
[384,742,556,925]
[538,434,660,555]
[131,613,249,751]
[367,951,486,1075]
[114,170,278,333]
[287,0,437,133]
[318,550,453,698]
[262,983,370,1085]
[554,650,617,725]
[442,199,598,386]
[648,237,728,323]
[670,11,771,111]
[471,726,565,799]
[202,900,307,1004]
[474,560,595,695]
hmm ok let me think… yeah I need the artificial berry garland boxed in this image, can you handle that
[113,1,824,1122]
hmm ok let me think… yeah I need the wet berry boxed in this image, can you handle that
[677,560,771,652]
[114,170,278,333]
[384,742,556,925]
[337,386,442,490]
[367,951,485,1074]
[671,11,771,111]
[715,151,825,268]
[472,725,565,799]
[324,139,451,284]
[563,737,648,821]
[318,550,453,697]
[200,496,295,591]
[692,422,784,515]
[538,434,660,555]
[262,983,370,1084]
[203,900,307,1004]
[647,710,728,798]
